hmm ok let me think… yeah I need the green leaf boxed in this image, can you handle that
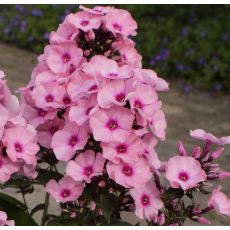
[0,193,37,226]
[100,192,116,224]
[47,217,84,226]
[31,203,45,216]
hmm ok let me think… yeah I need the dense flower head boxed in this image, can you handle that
[1,5,229,226]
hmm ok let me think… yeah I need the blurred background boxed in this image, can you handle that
[0,4,229,225]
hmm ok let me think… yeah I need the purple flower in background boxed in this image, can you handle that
[197,57,206,66]
[221,32,228,41]
[189,13,197,24]
[32,8,43,17]
[43,32,50,40]
[200,29,207,38]
[4,27,11,36]
[149,58,156,66]
[15,4,25,13]
[0,16,4,22]
[181,27,189,37]
[176,63,185,71]
[183,83,193,93]
[20,20,27,32]
[214,83,222,92]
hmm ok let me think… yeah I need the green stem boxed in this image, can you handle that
[41,166,53,225]
[21,189,29,214]
[41,190,50,225]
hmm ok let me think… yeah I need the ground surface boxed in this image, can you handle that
[0,42,230,225]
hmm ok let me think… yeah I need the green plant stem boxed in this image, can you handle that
[41,190,50,225]
[41,166,53,225]
[21,189,29,214]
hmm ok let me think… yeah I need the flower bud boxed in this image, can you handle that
[98,180,106,188]
[196,217,211,225]
[218,171,230,180]
[211,147,224,160]
[192,146,201,159]
[178,141,187,156]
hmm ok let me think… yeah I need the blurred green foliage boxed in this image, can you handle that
[0,4,230,91]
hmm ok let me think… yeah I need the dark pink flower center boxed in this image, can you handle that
[134,100,143,109]
[108,73,118,78]
[141,194,150,206]
[81,20,89,26]
[115,93,126,103]
[63,53,71,63]
[84,166,93,176]
[63,96,71,105]
[69,135,78,147]
[116,144,127,154]
[122,164,133,176]
[178,172,189,181]
[14,142,23,153]
[60,189,71,198]
[113,23,122,32]
[0,160,2,168]
[85,107,93,116]
[38,109,46,117]
[49,126,58,134]
[46,94,54,103]
[107,119,118,131]
[89,85,97,91]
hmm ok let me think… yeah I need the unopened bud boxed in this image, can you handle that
[98,180,106,188]
[70,212,77,218]
[192,146,201,159]
[109,187,113,193]
[157,213,165,225]
[196,217,211,225]
[211,147,224,160]
[84,50,90,57]
[178,141,187,156]
[218,171,230,180]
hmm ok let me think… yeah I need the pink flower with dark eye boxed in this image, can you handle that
[66,150,105,183]
[47,42,83,73]
[134,69,169,92]
[85,55,132,80]
[148,109,167,141]
[31,82,66,111]
[37,117,65,149]
[165,156,207,190]
[208,186,230,217]
[21,102,56,128]
[190,129,230,145]
[89,106,134,143]
[69,94,97,126]
[68,11,101,32]
[128,83,160,120]
[117,41,142,68]
[107,158,152,188]
[101,132,144,163]
[142,133,161,170]
[0,211,15,226]
[49,18,79,44]
[2,125,39,165]
[51,121,89,161]
[97,79,133,108]
[46,176,84,203]
[0,149,19,183]
[67,70,98,102]
[0,105,9,139]
[130,180,163,221]
[104,9,137,37]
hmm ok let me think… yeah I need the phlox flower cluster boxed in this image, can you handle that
[0,5,230,226]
